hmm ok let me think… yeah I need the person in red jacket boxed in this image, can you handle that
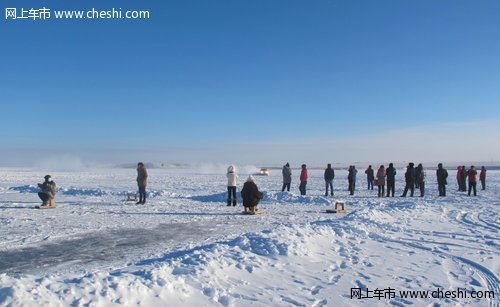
[456,166,462,191]
[479,166,487,190]
[467,166,477,196]
[299,164,308,195]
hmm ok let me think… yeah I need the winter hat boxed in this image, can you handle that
[44,175,51,179]
[246,176,255,183]
[285,163,290,167]
[227,165,235,173]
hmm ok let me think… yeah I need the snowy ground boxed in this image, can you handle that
[0,167,498,306]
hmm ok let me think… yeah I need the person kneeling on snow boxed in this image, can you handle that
[241,176,263,214]
[38,175,56,208]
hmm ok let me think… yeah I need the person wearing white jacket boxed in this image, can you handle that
[226,165,238,206]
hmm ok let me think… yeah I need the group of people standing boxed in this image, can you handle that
[34,162,489,210]
[455,165,487,196]
[364,164,398,197]
[276,162,489,198]
[365,163,487,198]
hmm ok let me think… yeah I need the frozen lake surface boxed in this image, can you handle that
[0,167,498,306]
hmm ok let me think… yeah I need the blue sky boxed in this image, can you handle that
[1,0,499,166]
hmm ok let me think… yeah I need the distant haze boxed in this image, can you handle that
[1,119,499,169]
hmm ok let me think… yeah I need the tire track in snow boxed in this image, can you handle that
[370,233,499,307]
[453,211,499,233]
[477,213,500,231]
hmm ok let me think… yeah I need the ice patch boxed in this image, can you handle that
[187,192,240,203]
[187,191,332,205]
[7,186,169,199]
[8,185,39,193]
[262,192,332,205]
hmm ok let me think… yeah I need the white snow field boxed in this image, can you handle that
[0,166,498,306]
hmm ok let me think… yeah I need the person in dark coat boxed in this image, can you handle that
[299,164,308,195]
[324,163,335,196]
[38,175,56,208]
[365,165,374,190]
[460,165,467,192]
[241,176,263,214]
[281,163,292,192]
[348,165,357,195]
[386,163,397,197]
[401,162,416,197]
[416,163,425,197]
[467,166,477,196]
[136,162,148,204]
[415,165,422,189]
[436,163,448,196]
[479,166,486,190]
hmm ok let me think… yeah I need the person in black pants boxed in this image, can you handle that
[436,163,448,196]
[324,164,335,196]
[401,163,415,197]
[416,163,425,197]
[467,166,477,196]
[460,166,467,192]
[386,163,396,197]
[281,163,292,192]
[136,162,148,204]
[299,164,308,195]
[226,165,238,206]
[348,166,357,195]
[479,166,486,190]
[365,165,374,190]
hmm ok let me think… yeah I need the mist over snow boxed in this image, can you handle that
[34,155,87,172]
[192,163,260,175]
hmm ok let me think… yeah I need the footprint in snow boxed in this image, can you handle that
[328,275,341,285]
[311,299,328,307]
[355,279,367,290]
[469,277,482,287]
[357,272,371,280]
[310,285,322,295]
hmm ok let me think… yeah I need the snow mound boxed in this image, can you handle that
[227,232,289,257]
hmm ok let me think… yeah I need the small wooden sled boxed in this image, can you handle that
[242,210,264,215]
[326,201,347,214]
[126,193,138,202]
[35,205,55,209]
